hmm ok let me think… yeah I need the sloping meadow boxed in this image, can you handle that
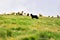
[0,15,60,40]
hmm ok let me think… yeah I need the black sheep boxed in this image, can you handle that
[30,14,39,19]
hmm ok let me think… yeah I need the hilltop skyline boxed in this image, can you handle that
[0,0,60,16]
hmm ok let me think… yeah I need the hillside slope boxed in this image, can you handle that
[0,15,60,40]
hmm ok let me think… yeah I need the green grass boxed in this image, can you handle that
[0,15,60,40]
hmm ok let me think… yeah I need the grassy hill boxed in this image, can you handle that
[0,15,60,40]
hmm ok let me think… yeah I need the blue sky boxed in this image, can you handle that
[0,0,60,16]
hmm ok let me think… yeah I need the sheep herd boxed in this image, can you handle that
[0,11,60,19]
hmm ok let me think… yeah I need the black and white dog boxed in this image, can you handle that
[30,14,39,19]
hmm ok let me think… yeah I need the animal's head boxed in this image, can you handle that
[30,14,32,16]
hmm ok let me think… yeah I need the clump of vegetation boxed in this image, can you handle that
[0,28,12,40]
[22,37,29,40]
[11,27,25,31]
[0,30,6,38]
[21,37,35,40]
[30,37,35,40]
[37,31,60,40]
[6,30,12,37]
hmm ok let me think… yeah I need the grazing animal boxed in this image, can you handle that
[16,12,20,15]
[7,14,10,15]
[51,16,54,18]
[16,13,18,15]
[27,13,29,16]
[30,14,39,19]
[24,13,26,15]
[24,13,26,16]
[57,15,60,18]
[39,14,43,17]
[11,12,15,15]
[48,16,50,17]
[20,11,23,15]
[16,12,23,15]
